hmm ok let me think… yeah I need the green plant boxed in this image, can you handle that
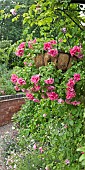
[8,100,84,170]
[0,65,16,95]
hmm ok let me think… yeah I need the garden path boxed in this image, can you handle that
[0,123,13,170]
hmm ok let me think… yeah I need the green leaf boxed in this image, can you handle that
[79,154,85,162]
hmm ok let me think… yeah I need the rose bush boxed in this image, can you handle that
[2,1,85,169]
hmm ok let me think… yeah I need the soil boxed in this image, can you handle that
[0,123,13,170]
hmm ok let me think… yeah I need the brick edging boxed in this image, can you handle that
[0,96,25,126]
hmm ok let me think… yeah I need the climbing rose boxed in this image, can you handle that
[11,74,18,84]
[48,49,58,57]
[15,48,24,57]
[26,93,34,100]
[66,90,76,100]
[28,38,36,49]
[71,101,80,106]
[44,42,52,51]
[50,40,57,44]
[31,74,40,84]
[17,78,26,85]
[34,85,41,91]
[44,78,54,84]
[47,92,58,100]
[18,42,25,49]
[67,78,75,88]
[14,86,20,91]
[74,73,81,82]
[33,98,40,103]
[47,86,55,91]
[69,46,81,57]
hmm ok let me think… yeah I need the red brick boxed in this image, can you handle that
[0,98,25,126]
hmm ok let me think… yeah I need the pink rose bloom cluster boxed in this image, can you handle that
[44,78,54,84]
[25,74,41,102]
[31,85,41,92]
[44,42,52,51]
[26,93,34,100]
[47,92,58,101]
[47,86,55,91]
[15,42,25,57]
[31,74,40,84]
[48,48,58,57]
[11,74,18,84]
[11,74,26,92]
[44,40,58,57]
[17,78,26,85]
[70,46,83,58]
[66,73,81,105]
[28,38,36,49]
[15,38,36,57]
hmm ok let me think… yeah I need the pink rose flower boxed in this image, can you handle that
[18,42,25,49]
[65,99,71,104]
[44,42,52,51]
[34,85,41,91]
[41,94,47,99]
[26,93,34,100]
[69,46,81,57]
[47,86,55,91]
[50,40,57,44]
[11,74,18,84]
[28,38,36,49]
[71,101,80,106]
[58,98,64,104]
[44,78,54,84]
[73,73,81,82]
[15,48,24,57]
[47,92,58,100]
[48,49,58,57]
[14,86,20,91]
[33,98,40,103]
[17,78,26,85]
[24,62,27,65]
[66,90,76,100]
[31,74,40,84]
[67,78,75,88]
[33,143,37,150]
[39,147,44,153]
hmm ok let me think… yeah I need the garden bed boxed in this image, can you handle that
[0,94,25,126]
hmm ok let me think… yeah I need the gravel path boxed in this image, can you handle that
[0,123,13,170]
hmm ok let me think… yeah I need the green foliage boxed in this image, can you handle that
[1,0,85,169]
[21,0,85,40]
[77,146,85,166]
[0,40,12,64]
[0,64,16,95]
[5,99,84,169]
